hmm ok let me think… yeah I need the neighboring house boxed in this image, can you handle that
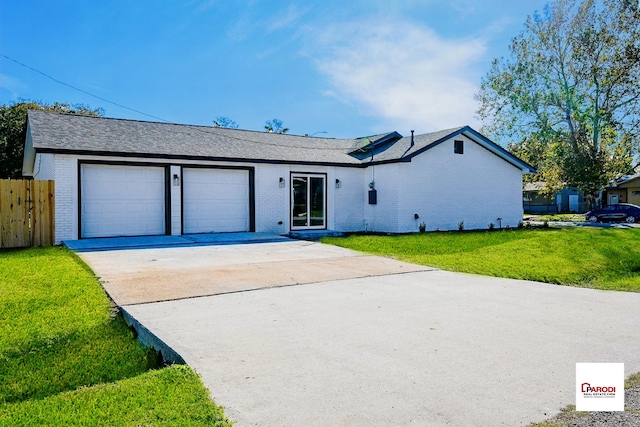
[22,111,535,244]
[604,171,640,206]
[523,182,587,214]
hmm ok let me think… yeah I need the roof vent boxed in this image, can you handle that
[410,130,415,147]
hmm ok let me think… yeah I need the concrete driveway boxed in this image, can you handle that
[74,235,640,427]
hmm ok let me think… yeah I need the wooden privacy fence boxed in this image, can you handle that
[0,179,55,248]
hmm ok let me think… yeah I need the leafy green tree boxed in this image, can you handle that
[213,116,239,129]
[264,119,289,134]
[0,101,103,178]
[476,0,640,207]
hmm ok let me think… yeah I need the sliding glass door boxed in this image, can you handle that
[291,174,326,230]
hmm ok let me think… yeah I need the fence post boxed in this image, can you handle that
[31,180,55,246]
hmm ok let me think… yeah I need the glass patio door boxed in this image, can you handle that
[291,174,326,230]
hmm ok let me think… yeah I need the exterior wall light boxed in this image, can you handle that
[335,179,341,188]
[172,173,180,186]
[279,177,285,188]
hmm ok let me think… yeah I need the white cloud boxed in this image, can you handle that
[267,4,306,32]
[227,3,306,42]
[190,0,218,13]
[449,0,477,17]
[305,21,486,133]
[0,73,27,98]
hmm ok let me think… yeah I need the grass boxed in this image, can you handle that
[626,372,640,389]
[526,213,586,222]
[0,246,232,426]
[323,228,640,292]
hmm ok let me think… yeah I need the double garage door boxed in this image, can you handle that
[80,164,249,238]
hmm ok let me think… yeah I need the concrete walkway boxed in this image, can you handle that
[72,235,640,427]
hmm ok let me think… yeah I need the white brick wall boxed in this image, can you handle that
[254,164,368,233]
[396,135,523,232]
[333,167,365,232]
[53,155,78,243]
[364,163,400,232]
[170,165,182,235]
[255,164,290,234]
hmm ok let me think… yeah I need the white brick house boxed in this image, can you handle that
[22,111,534,243]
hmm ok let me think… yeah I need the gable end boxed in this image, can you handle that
[405,126,535,173]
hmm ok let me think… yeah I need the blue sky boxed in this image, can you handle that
[0,1,549,138]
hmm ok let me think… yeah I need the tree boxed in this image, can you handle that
[213,116,239,129]
[476,0,640,207]
[264,119,289,134]
[0,101,103,178]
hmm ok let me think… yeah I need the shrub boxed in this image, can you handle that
[488,223,495,231]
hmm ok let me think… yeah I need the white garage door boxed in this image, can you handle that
[183,168,249,234]
[81,164,166,238]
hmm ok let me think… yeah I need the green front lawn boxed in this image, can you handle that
[0,246,232,426]
[323,228,640,292]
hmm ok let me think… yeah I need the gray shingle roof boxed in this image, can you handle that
[610,172,640,187]
[26,110,532,171]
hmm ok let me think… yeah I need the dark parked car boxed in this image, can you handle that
[585,203,640,223]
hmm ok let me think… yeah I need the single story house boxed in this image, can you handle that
[22,110,534,244]
[604,171,640,206]
[523,182,587,214]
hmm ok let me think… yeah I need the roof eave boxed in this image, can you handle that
[31,147,370,168]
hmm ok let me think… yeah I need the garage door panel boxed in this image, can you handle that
[147,203,164,214]
[125,168,145,180]
[145,219,165,233]
[82,222,102,236]
[125,203,145,215]
[183,168,249,234]
[82,203,103,215]
[81,164,166,238]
